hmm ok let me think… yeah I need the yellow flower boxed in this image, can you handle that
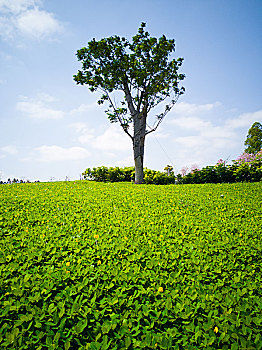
[97,260,101,265]
[94,234,99,239]
[158,287,164,293]
[214,326,218,333]
[66,262,70,267]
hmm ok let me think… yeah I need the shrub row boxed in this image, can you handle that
[180,151,262,184]
[82,167,176,185]
[82,151,262,185]
[82,167,135,183]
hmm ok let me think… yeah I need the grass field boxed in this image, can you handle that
[0,181,262,349]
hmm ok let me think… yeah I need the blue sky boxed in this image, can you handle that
[0,0,261,181]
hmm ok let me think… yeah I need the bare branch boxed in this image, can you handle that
[103,89,133,140]
[145,94,180,136]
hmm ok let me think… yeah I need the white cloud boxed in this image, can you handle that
[225,110,262,129]
[170,116,212,131]
[35,92,58,103]
[171,101,220,116]
[70,103,99,115]
[70,122,95,143]
[70,122,131,152]
[175,131,236,151]
[92,125,131,151]
[0,16,15,38]
[0,0,63,41]
[16,8,62,40]
[70,122,90,133]
[17,94,64,119]
[0,0,39,14]
[0,145,18,155]
[151,126,169,139]
[35,145,90,162]
[162,102,262,171]
[172,115,238,154]
[115,155,134,167]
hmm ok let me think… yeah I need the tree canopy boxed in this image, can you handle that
[74,23,185,183]
[244,122,262,154]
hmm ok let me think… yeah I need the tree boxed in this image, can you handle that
[73,23,185,183]
[244,122,262,154]
[164,165,174,176]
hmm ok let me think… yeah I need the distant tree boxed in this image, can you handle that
[244,122,262,154]
[190,164,200,173]
[164,165,174,176]
[180,166,189,177]
[74,22,185,183]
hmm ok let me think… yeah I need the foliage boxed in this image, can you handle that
[83,151,262,185]
[82,167,176,185]
[0,181,261,349]
[73,22,185,130]
[244,122,262,154]
[232,150,262,182]
[82,166,135,182]
[178,152,262,184]
[164,165,174,176]
[144,168,176,185]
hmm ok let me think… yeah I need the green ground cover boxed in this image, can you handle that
[0,181,261,349]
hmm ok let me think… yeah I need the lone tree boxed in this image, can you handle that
[244,122,262,154]
[74,23,185,183]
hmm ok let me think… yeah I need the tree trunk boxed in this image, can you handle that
[133,114,146,184]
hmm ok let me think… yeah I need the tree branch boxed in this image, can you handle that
[145,94,180,136]
[103,89,133,140]
[122,79,137,117]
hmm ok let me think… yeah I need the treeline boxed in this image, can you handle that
[0,178,42,185]
[82,150,262,184]
[0,178,34,185]
[82,166,177,184]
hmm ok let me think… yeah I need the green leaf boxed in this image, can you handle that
[125,337,132,348]
[64,341,70,350]
[231,343,238,350]
[75,319,88,334]
[35,321,42,328]
[102,321,111,334]
[166,295,172,310]
[24,274,31,282]
[142,304,149,316]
